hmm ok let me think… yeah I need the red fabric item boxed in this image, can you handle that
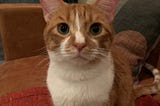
[0,87,53,106]
[0,86,160,106]
[136,95,160,106]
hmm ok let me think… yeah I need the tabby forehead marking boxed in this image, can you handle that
[75,12,85,44]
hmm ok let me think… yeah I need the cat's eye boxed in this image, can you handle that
[90,23,102,36]
[57,23,69,35]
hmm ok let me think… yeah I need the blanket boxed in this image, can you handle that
[0,86,159,106]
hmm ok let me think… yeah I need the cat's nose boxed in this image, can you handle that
[73,42,86,52]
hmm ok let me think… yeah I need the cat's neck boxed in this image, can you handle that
[47,52,114,82]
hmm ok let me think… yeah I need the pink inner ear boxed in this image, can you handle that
[40,0,64,22]
[95,0,118,22]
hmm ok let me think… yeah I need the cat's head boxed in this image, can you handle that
[40,0,117,66]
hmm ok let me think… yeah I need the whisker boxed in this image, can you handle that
[92,52,106,57]
[33,46,46,52]
[32,46,48,56]
[51,52,74,58]
[38,51,48,55]
[91,48,109,53]
[60,52,74,55]
[89,49,108,57]
[34,57,49,70]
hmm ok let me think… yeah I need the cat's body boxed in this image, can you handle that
[47,47,134,106]
[109,48,134,106]
[40,0,160,106]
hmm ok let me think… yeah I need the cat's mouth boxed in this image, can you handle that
[72,55,89,61]
[71,52,89,60]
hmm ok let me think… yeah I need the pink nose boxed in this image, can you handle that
[73,42,86,52]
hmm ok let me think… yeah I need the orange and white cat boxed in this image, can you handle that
[40,0,160,106]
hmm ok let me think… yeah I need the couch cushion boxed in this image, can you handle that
[0,55,48,96]
[0,4,46,61]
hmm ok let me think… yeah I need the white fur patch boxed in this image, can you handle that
[154,75,160,83]
[75,13,85,44]
[152,69,160,83]
[47,52,114,106]
[153,69,159,75]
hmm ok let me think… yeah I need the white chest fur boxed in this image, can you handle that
[47,54,114,106]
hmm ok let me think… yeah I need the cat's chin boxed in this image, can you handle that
[68,56,91,66]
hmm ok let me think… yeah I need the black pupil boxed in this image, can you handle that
[58,23,69,34]
[91,23,100,34]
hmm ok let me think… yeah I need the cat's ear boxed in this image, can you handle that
[92,0,118,22]
[40,0,64,22]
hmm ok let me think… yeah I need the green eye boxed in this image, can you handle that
[57,23,69,35]
[90,23,102,36]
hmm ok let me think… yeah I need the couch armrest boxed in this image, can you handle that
[0,4,46,61]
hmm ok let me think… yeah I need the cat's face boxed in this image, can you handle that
[41,0,117,65]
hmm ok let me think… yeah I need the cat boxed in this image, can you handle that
[40,0,160,106]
